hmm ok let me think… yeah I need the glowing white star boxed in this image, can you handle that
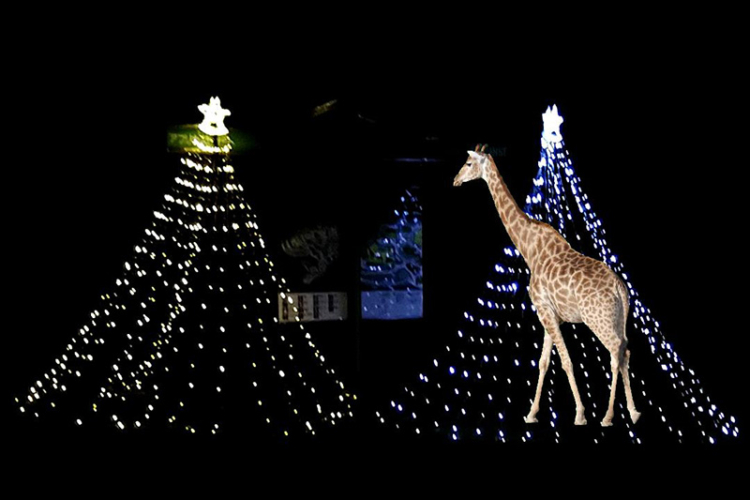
[542,104,564,145]
[198,97,231,136]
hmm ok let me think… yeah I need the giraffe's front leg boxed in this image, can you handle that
[525,331,553,424]
[536,307,587,426]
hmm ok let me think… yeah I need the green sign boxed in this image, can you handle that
[166,124,255,154]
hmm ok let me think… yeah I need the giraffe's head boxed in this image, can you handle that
[453,144,493,187]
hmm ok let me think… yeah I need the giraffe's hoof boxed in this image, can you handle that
[574,416,587,426]
[630,410,641,424]
[524,415,538,424]
[600,419,613,427]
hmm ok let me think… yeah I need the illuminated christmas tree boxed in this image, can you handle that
[379,105,739,444]
[14,97,354,440]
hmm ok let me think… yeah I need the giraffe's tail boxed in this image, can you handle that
[614,277,630,343]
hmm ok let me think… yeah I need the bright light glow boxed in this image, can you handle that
[198,97,231,136]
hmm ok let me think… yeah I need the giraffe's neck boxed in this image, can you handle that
[484,163,536,262]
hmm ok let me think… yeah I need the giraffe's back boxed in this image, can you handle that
[531,245,623,326]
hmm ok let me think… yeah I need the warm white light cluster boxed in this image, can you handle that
[382,107,739,444]
[197,97,231,137]
[17,126,354,437]
[191,138,232,154]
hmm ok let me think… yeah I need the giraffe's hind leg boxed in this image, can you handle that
[601,342,622,427]
[620,349,641,423]
[587,311,640,426]
[598,288,641,425]
[573,272,639,427]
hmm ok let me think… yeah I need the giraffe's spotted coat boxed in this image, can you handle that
[454,145,640,427]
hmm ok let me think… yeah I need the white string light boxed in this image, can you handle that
[16,106,354,439]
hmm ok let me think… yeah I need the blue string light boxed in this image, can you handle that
[381,105,739,444]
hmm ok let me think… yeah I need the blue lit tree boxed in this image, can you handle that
[379,105,739,444]
[14,98,354,440]
[361,187,423,320]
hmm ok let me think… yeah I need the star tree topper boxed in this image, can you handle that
[542,104,564,146]
[198,97,231,136]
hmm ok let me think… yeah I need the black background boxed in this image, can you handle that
[4,23,745,485]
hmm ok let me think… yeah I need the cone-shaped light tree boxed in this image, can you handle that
[380,105,739,444]
[15,98,354,440]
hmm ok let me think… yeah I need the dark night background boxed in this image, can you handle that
[3,24,746,484]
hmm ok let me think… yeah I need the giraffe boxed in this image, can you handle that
[453,144,641,427]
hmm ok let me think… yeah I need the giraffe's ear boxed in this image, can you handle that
[468,151,481,160]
